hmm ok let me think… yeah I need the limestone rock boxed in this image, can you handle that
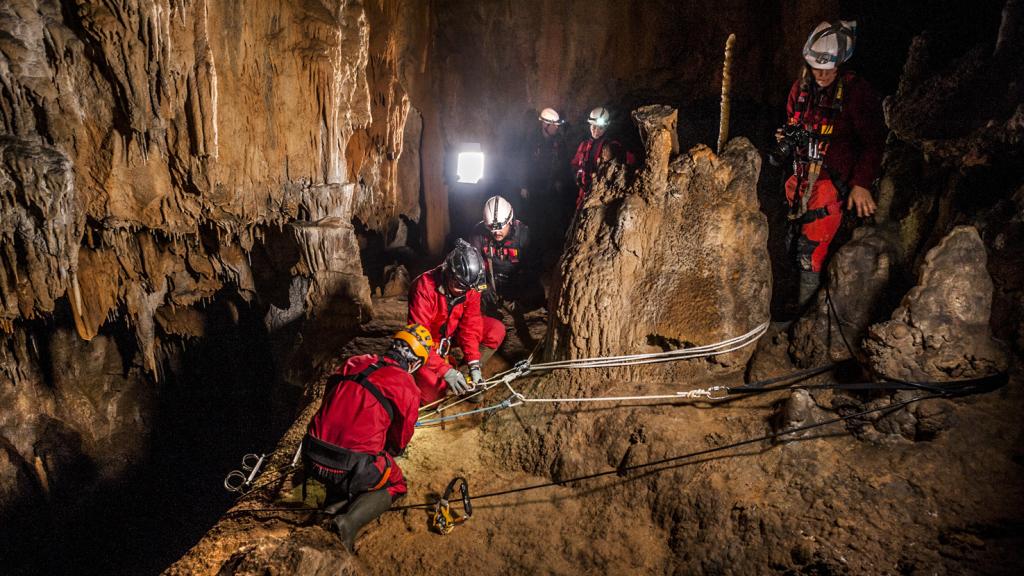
[790,226,901,366]
[864,226,1009,381]
[211,530,360,576]
[550,105,770,375]
[381,264,410,297]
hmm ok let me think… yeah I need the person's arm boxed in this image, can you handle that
[407,276,450,374]
[386,375,420,456]
[847,80,886,217]
[455,293,484,363]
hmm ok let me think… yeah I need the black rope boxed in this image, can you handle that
[226,369,1006,517]
[389,390,951,511]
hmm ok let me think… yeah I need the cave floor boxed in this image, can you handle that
[167,297,1024,575]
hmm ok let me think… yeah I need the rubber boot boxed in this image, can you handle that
[797,271,821,312]
[332,489,392,554]
[467,346,497,404]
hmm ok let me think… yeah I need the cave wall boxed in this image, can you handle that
[0,0,425,526]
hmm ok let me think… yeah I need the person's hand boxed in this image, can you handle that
[468,361,483,386]
[847,185,877,218]
[444,367,472,395]
[520,187,529,199]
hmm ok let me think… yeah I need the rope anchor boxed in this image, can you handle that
[224,453,266,494]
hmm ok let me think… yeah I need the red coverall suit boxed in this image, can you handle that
[571,136,635,209]
[408,266,506,405]
[308,354,419,499]
[785,71,885,272]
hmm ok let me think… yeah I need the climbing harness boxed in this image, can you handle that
[224,453,267,494]
[430,476,473,535]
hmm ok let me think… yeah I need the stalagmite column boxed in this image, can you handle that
[549,105,770,375]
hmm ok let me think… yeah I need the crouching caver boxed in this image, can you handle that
[302,324,433,553]
[470,196,545,311]
[408,239,506,404]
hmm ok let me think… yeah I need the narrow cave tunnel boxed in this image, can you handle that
[0,1,1021,575]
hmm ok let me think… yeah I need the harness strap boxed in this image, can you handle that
[798,200,843,224]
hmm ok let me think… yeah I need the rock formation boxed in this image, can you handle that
[550,105,770,375]
[865,226,1009,381]
[789,225,902,366]
[0,0,421,556]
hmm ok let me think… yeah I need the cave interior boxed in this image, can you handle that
[0,0,1022,574]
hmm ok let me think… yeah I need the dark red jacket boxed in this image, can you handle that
[469,220,530,288]
[786,71,886,190]
[309,354,419,457]
[407,266,484,374]
[571,136,636,206]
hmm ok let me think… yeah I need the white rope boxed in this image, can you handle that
[416,321,768,420]
[516,385,730,403]
[530,321,768,370]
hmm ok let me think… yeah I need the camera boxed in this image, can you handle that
[767,124,811,166]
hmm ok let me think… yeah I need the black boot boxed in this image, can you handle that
[332,489,392,554]
[797,271,821,312]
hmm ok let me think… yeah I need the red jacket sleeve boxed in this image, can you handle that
[385,371,420,455]
[456,291,484,362]
[571,141,586,173]
[786,79,801,121]
[847,79,886,190]
[408,274,451,375]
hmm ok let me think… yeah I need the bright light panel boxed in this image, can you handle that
[457,152,485,184]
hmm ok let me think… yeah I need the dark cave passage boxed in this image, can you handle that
[2,296,297,576]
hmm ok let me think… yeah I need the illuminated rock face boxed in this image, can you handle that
[0,0,415,526]
[550,106,770,375]
[865,226,1009,382]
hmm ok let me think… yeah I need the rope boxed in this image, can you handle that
[416,397,523,427]
[391,391,945,511]
[528,322,768,370]
[229,390,945,517]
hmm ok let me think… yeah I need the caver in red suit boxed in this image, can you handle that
[306,353,419,500]
[784,69,885,274]
[408,266,506,404]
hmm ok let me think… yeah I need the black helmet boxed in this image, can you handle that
[444,239,485,291]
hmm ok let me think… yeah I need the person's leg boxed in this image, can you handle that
[332,489,392,553]
[331,456,402,553]
[797,179,843,308]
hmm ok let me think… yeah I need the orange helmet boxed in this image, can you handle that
[392,324,433,371]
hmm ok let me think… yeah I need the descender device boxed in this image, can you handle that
[430,476,473,535]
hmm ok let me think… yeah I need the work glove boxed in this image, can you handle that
[468,361,484,386]
[444,367,473,395]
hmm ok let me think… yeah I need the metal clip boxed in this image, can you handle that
[223,453,266,494]
[437,337,452,358]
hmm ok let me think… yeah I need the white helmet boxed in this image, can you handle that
[539,108,564,125]
[587,107,611,127]
[803,20,857,70]
[483,196,514,231]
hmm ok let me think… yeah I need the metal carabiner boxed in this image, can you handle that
[437,337,452,358]
[241,453,262,472]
